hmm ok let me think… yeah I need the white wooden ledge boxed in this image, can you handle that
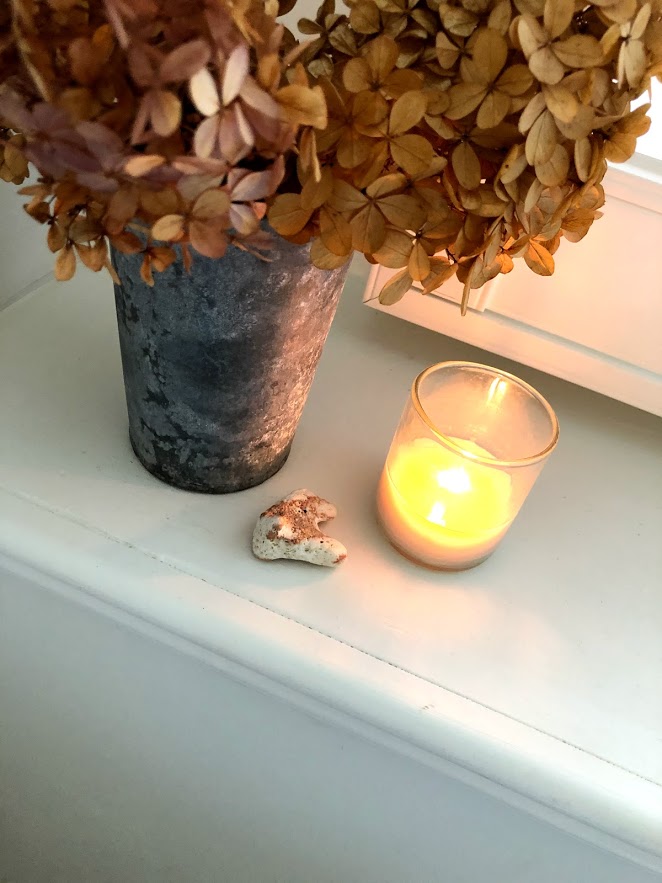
[0,262,660,873]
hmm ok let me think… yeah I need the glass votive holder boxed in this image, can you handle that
[377,361,559,571]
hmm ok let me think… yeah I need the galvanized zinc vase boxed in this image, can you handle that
[111,236,348,493]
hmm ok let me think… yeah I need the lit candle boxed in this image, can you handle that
[377,437,513,570]
[377,362,559,570]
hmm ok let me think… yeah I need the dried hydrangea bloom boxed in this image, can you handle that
[271,0,662,309]
[0,0,327,282]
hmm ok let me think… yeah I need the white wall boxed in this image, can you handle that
[0,182,53,308]
[1,569,659,883]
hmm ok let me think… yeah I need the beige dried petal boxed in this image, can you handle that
[497,65,534,96]
[529,46,566,84]
[373,229,414,267]
[378,269,412,305]
[330,180,369,213]
[623,40,647,87]
[519,92,547,132]
[555,104,594,139]
[190,68,220,117]
[440,6,479,38]
[525,110,558,165]
[499,144,529,182]
[536,143,570,185]
[632,3,652,40]
[552,35,604,68]
[518,15,547,57]
[378,194,426,229]
[604,131,637,162]
[192,189,230,219]
[543,84,578,123]
[603,0,637,24]
[543,0,574,40]
[436,32,461,68]
[515,0,545,15]
[421,260,457,293]
[574,138,592,182]
[151,90,181,137]
[152,214,186,241]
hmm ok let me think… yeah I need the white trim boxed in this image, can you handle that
[365,161,662,416]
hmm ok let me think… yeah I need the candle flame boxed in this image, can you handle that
[427,501,446,526]
[436,467,472,494]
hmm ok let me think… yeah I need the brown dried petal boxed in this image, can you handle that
[473,29,508,82]
[350,202,387,252]
[55,246,76,281]
[389,91,428,136]
[343,58,373,92]
[524,239,554,274]
[310,239,351,270]
[390,135,436,177]
[160,40,211,84]
[476,91,511,128]
[364,35,399,79]
[269,193,314,235]
[277,85,327,129]
[320,208,353,255]
[446,82,487,119]
[152,214,186,241]
[452,141,481,190]
[408,241,430,281]
[189,221,229,259]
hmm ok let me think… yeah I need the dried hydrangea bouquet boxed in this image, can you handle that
[1,0,660,491]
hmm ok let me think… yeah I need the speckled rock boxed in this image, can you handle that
[252,489,347,567]
[111,237,348,493]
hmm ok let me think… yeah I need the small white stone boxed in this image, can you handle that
[252,489,347,567]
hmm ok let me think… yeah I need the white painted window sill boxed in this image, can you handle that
[0,262,660,873]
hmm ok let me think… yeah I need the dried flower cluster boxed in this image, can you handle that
[269,0,662,309]
[0,0,325,283]
[0,0,660,305]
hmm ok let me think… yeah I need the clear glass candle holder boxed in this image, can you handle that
[377,361,559,571]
